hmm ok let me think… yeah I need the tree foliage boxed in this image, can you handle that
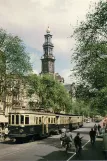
[72,0,107,115]
[0,28,32,111]
[0,28,32,76]
[27,74,72,113]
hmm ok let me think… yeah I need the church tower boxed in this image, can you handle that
[41,27,55,74]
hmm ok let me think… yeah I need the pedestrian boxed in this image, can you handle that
[103,122,105,128]
[98,124,101,135]
[74,132,83,153]
[94,124,98,135]
[89,128,96,145]
[103,129,107,159]
[94,124,97,131]
[4,125,9,141]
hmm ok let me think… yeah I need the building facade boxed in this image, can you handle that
[0,75,40,126]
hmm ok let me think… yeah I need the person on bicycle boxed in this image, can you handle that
[98,124,101,135]
[65,131,73,144]
[63,130,73,151]
[61,126,66,133]
[94,124,98,135]
[60,126,67,146]
[74,132,82,151]
[89,128,96,145]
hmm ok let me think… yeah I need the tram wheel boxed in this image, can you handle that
[30,136,36,142]
[15,138,23,143]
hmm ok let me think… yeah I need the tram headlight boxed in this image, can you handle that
[20,129,24,133]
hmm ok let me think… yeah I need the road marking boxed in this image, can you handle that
[66,140,90,161]
[67,151,75,154]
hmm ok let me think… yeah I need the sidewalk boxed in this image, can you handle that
[72,138,105,160]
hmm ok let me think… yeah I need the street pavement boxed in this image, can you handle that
[0,122,105,161]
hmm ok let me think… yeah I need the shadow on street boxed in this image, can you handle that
[35,150,71,161]
[73,139,104,160]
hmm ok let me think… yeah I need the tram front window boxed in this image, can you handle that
[25,116,29,124]
[21,115,24,124]
[12,115,14,124]
[16,115,19,124]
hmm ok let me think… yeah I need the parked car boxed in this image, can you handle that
[86,119,91,123]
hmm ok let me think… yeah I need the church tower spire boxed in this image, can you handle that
[41,27,55,74]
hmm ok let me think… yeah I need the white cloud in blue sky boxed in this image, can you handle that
[0,0,99,84]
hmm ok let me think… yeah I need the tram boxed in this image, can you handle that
[8,109,83,142]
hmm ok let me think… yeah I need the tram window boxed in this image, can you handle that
[54,118,55,123]
[25,116,29,124]
[48,118,50,123]
[63,118,64,124]
[9,115,11,124]
[51,118,53,124]
[12,115,14,124]
[21,115,24,124]
[16,115,19,124]
[39,117,41,124]
[36,117,38,124]
[60,118,62,124]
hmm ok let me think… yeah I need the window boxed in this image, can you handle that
[12,115,14,124]
[21,115,24,124]
[25,116,29,124]
[39,117,42,124]
[16,115,19,124]
[51,118,53,124]
[48,118,50,123]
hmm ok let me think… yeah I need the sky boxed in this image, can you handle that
[0,0,100,84]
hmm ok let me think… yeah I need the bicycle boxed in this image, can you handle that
[65,141,72,152]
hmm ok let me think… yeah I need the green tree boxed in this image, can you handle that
[0,28,32,111]
[27,74,72,113]
[72,1,107,115]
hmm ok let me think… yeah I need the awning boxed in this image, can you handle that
[0,115,8,123]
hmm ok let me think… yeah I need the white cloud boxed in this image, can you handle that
[29,52,40,64]
[60,69,73,84]
[0,0,100,83]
